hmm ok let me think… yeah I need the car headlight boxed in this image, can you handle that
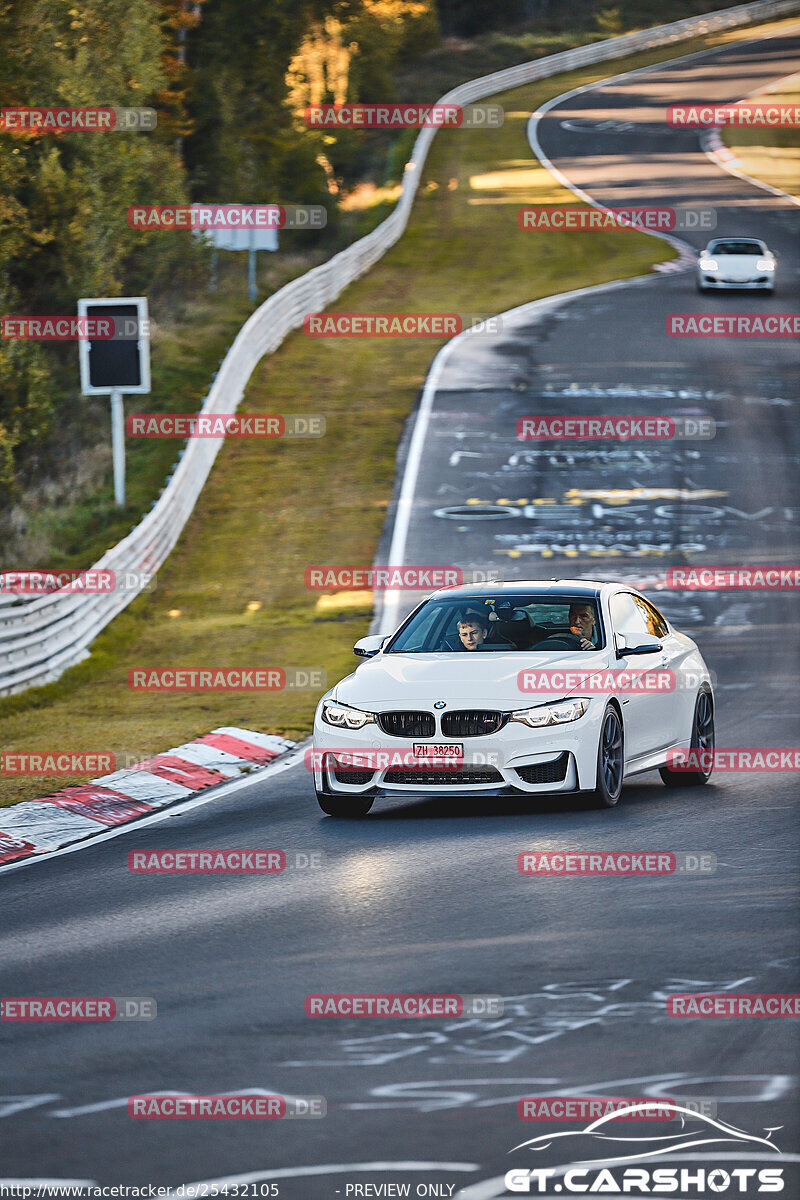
[321,700,376,730]
[756,258,775,271]
[510,698,589,728]
[698,258,718,271]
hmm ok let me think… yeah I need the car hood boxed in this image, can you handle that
[333,651,611,709]
[712,254,768,270]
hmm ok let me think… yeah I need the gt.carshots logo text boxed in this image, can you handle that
[504,1167,784,1193]
[667,566,800,590]
[304,102,503,128]
[305,993,503,1016]
[127,668,325,691]
[668,313,799,336]
[128,1094,325,1119]
[305,566,461,590]
[518,851,716,874]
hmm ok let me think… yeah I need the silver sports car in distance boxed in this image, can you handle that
[311,579,715,816]
[696,237,776,292]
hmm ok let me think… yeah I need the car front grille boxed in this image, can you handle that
[377,711,435,738]
[383,766,504,786]
[440,710,507,737]
[515,754,570,785]
[332,767,375,785]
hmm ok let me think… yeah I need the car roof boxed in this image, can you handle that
[431,578,620,600]
[707,237,766,250]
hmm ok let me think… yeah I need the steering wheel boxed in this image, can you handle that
[534,632,583,650]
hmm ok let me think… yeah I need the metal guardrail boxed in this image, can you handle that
[1,0,797,695]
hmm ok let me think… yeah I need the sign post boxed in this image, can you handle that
[77,296,150,509]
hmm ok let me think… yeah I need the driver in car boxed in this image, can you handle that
[569,602,596,650]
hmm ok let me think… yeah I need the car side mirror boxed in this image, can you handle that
[353,635,387,658]
[616,635,662,658]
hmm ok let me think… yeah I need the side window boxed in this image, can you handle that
[634,596,669,639]
[610,593,651,645]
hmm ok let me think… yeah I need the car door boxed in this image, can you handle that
[609,592,674,763]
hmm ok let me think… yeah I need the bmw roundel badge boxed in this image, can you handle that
[434,700,446,709]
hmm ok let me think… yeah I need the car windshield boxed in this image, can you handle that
[708,240,765,256]
[385,594,604,653]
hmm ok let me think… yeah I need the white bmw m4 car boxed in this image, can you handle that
[312,580,715,816]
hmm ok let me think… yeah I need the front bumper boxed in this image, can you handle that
[311,706,603,797]
[697,273,773,290]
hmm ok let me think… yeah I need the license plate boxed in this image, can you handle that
[413,742,463,760]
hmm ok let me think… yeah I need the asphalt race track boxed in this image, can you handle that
[2,27,799,1198]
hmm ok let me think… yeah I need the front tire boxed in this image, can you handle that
[316,787,374,817]
[592,705,624,808]
[659,689,714,787]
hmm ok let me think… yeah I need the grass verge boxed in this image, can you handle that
[1,15,796,809]
[720,72,800,198]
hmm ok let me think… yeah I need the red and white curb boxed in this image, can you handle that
[0,727,295,866]
[702,127,742,167]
